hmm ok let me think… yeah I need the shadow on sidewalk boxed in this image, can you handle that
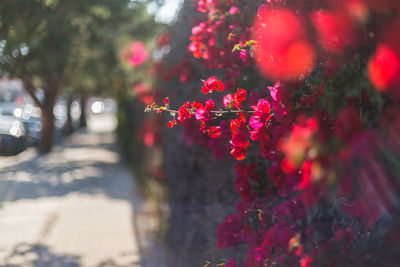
[1,243,81,267]
[0,128,167,267]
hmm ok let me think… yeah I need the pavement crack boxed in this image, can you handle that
[34,212,59,244]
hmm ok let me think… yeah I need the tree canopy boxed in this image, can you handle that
[0,0,160,152]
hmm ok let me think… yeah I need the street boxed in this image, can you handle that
[0,114,164,267]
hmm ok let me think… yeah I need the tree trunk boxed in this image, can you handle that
[64,94,74,136]
[79,93,87,128]
[38,88,58,153]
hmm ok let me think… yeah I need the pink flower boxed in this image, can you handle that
[240,49,251,67]
[191,25,203,36]
[267,81,281,102]
[249,99,271,129]
[229,6,239,15]
[188,41,203,58]
[194,99,215,122]
[223,94,233,108]
[123,41,149,67]
[195,107,210,121]
[201,76,224,94]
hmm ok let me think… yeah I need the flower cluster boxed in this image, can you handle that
[146,0,400,266]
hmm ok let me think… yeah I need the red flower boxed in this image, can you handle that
[158,33,170,47]
[300,255,313,267]
[224,89,248,110]
[231,132,250,148]
[298,160,312,189]
[168,119,177,128]
[231,145,247,160]
[163,97,169,106]
[368,19,400,94]
[233,88,247,109]
[253,9,315,80]
[279,118,318,170]
[368,44,400,91]
[177,102,192,122]
[230,115,248,134]
[311,10,356,53]
[201,76,224,94]
[230,115,250,160]
[207,126,221,138]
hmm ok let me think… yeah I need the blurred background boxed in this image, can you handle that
[2,0,400,267]
[0,0,182,266]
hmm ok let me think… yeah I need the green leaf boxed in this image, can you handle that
[232,44,242,52]
[244,40,257,47]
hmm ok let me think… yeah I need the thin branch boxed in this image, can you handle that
[145,104,256,117]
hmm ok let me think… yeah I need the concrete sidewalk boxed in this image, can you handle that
[0,114,165,267]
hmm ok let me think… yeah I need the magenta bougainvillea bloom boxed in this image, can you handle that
[177,102,192,122]
[121,41,149,67]
[249,99,271,131]
[143,0,400,265]
[195,99,215,122]
[201,76,224,94]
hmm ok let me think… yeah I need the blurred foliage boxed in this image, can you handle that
[0,0,162,151]
[0,0,159,95]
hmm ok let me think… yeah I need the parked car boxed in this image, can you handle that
[0,115,27,155]
[0,102,42,145]
[19,104,42,145]
[0,79,84,149]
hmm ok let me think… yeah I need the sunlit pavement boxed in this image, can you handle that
[0,113,164,267]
